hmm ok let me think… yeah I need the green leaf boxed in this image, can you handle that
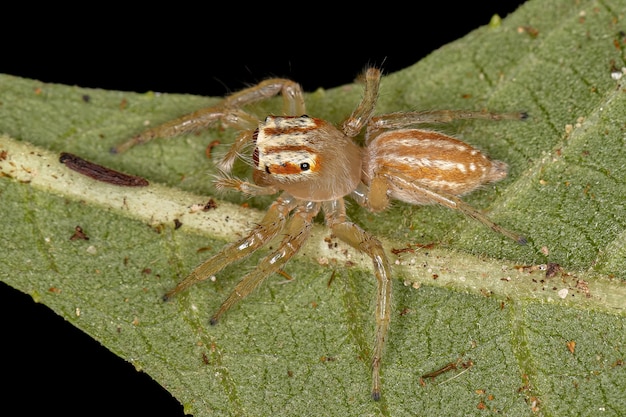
[2,0,626,415]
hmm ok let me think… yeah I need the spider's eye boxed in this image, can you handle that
[300,114,309,118]
[265,165,271,174]
[300,162,310,171]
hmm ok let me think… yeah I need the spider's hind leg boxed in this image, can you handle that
[379,173,526,244]
[366,109,527,144]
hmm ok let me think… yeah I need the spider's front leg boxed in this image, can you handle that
[323,199,392,401]
[111,107,257,155]
[111,78,306,172]
[163,192,298,301]
[210,199,320,324]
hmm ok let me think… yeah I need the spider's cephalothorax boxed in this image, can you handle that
[113,68,527,401]
[252,115,362,201]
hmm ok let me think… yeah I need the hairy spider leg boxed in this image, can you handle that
[373,173,526,244]
[111,78,306,165]
[366,109,528,144]
[162,193,298,301]
[323,199,392,401]
[341,67,380,137]
[209,199,321,325]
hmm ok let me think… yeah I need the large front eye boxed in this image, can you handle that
[300,162,310,171]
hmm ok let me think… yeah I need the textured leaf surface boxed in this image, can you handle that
[1,0,625,415]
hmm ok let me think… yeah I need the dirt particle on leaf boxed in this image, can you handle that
[69,225,89,241]
[567,340,576,354]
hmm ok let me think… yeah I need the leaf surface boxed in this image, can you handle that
[1,0,625,415]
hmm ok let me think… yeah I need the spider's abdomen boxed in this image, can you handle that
[364,129,507,202]
[253,115,362,201]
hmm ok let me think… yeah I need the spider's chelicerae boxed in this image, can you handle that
[113,67,527,401]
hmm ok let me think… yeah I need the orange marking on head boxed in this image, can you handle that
[312,154,322,172]
[267,154,322,175]
[269,162,302,175]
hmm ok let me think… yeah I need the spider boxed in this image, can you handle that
[112,67,526,401]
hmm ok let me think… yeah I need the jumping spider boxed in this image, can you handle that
[113,68,526,401]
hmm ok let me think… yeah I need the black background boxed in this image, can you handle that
[2,2,526,415]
